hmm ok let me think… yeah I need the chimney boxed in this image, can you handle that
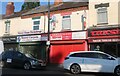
[6,2,14,15]
[54,0,63,6]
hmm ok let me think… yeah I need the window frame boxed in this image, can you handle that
[97,7,108,24]
[5,20,10,33]
[62,15,71,30]
[32,17,40,30]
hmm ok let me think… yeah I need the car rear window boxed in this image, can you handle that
[2,51,13,58]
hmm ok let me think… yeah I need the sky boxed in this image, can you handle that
[0,0,85,15]
[0,0,55,15]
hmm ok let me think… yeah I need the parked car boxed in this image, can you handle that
[0,51,46,70]
[63,51,120,76]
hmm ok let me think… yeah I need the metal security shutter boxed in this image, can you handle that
[50,43,85,64]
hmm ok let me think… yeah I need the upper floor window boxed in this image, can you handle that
[5,20,10,34]
[62,15,71,30]
[97,7,108,24]
[32,17,40,30]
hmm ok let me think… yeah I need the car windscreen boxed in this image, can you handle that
[25,54,35,58]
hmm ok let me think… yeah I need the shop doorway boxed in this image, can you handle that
[19,42,46,60]
[4,43,18,51]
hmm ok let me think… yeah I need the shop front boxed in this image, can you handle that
[2,36,18,51]
[49,31,87,64]
[88,26,120,57]
[17,34,47,61]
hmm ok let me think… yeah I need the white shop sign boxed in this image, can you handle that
[17,35,41,42]
[72,31,86,39]
[50,31,87,40]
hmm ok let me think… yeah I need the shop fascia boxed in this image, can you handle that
[2,36,17,43]
[17,30,48,42]
[90,29,120,36]
[17,30,87,42]
[88,28,120,43]
[50,31,87,40]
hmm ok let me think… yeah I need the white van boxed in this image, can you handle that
[0,41,4,54]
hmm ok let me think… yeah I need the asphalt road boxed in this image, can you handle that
[0,68,114,76]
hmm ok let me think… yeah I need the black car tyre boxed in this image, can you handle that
[70,64,81,74]
[23,62,31,70]
[114,66,120,76]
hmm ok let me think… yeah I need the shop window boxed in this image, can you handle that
[62,15,71,30]
[97,7,108,24]
[104,43,116,57]
[90,43,103,51]
[19,43,46,60]
[32,17,40,30]
[4,44,18,51]
[90,43,117,57]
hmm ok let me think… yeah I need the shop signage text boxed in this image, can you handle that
[50,32,72,40]
[89,38,120,43]
[41,34,48,41]
[50,31,86,40]
[17,35,41,42]
[18,30,41,35]
[2,37,17,42]
[90,29,120,36]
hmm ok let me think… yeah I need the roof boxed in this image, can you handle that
[2,10,30,19]
[1,2,88,19]
[68,51,107,55]
[22,5,49,16]
[51,2,88,11]
[22,2,88,16]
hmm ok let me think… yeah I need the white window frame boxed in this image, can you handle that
[62,15,71,30]
[97,7,108,24]
[5,20,10,34]
[32,17,40,30]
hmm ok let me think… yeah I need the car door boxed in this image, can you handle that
[94,53,115,72]
[84,52,115,72]
[13,52,25,67]
[79,52,99,72]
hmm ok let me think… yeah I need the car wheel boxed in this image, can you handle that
[114,66,120,76]
[70,64,81,74]
[23,62,31,70]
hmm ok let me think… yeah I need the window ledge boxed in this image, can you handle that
[97,23,108,25]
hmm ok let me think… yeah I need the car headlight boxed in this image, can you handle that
[31,60,38,65]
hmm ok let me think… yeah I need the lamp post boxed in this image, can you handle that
[48,0,50,41]
[46,0,50,63]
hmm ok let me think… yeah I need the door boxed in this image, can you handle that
[13,52,25,67]
[84,52,115,72]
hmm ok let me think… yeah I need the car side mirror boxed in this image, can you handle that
[108,56,115,60]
